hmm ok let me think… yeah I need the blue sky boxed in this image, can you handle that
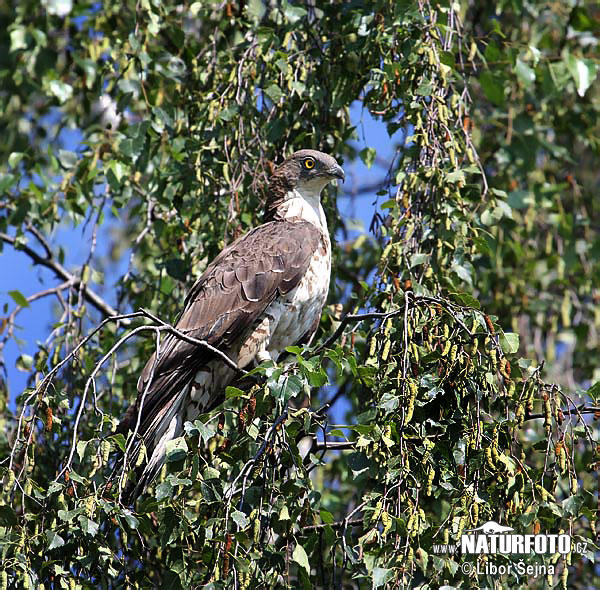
[1,102,399,403]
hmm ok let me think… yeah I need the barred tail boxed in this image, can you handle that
[119,385,189,503]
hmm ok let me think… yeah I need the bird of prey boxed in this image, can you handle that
[118,149,344,500]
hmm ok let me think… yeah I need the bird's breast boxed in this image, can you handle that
[267,231,331,354]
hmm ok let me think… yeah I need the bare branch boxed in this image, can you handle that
[50,308,246,479]
[303,518,363,532]
[0,231,119,318]
[314,440,355,451]
[26,223,53,259]
[317,308,404,353]
[139,308,245,373]
[524,405,600,422]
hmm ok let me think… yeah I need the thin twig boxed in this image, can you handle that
[139,308,245,374]
[524,405,599,422]
[314,440,355,451]
[303,518,363,532]
[0,231,119,318]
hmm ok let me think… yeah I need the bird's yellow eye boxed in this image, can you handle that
[304,157,315,169]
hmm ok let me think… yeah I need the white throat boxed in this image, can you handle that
[280,186,328,233]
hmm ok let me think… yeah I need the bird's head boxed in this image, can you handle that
[269,149,345,200]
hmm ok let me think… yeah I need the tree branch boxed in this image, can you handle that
[0,231,119,318]
[317,293,495,353]
[303,518,363,532]
[54,309,247,480]
[139,308,245,374]
[314,440,356,451]
[524,405,600,422]
[317,308,405,352]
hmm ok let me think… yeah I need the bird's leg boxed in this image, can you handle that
[255,348,274,364]
[254,345,278,378]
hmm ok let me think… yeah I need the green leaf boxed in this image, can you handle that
[440,51,455,68]
[48,79,73,103]
[58,149,78,169]
[194,420,217,444]
[165,437,188,463]
[570,7,600,32]
[8,152,24,169]
[165,258,188,281]
[0,173,16,193]
[9,26,27,51]
[78,515,100,537]
[58,508,80,522]
[46,530,65,550]
[472,236,493,257]
[292,542,310,575]
[76,440,89,462]
[156,479,174,502]
[359,147,376,168]
[305,368,327,387]
[8,290,29,307]
[283,1,307,23]
[586,381,600,401]
[279,505,290,521]
[109,434,127,452]
[409,253,428,268]
[265,84,284,103]
[451,262,473,286]
[373,567,394,588]
[225,386,246,399]
[203,466,220,479]
[45,0,73,17]
[269,373,303,402]
[449,292,480,309]
[515,58,535,87]
[500,332,520,354]
[446,169,465,184]
[232,510,249,529]
[562,495,583,517]
[507,190,534,210]
[479,71,505,106]
[416,79,433,96]
[16,354,33,372]
[217,105,239,122]
[565,53,598,97]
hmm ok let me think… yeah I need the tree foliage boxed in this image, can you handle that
[1,1,599,588]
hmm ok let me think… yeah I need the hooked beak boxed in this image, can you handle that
[328,163,345,182]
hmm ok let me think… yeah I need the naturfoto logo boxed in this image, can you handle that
[461,521,570,555]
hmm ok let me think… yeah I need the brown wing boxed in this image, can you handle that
[121,220,322,434]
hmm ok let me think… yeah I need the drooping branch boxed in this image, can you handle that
[54,308,247,478]
[317,293,491,353]
[139,308,245,373]
[303,518,363,532]
[4,306,247,481]
[524,405,600,422]
[0,231,119,318]
[317,308,404,352]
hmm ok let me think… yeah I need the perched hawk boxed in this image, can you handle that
[119,150,344,499]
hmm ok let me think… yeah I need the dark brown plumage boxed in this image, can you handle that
[118,150,344,500]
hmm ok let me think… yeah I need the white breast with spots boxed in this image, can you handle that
[261,190,332,357]
[266,231,331,357]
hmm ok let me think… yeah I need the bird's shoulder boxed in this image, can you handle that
[184,219,324,306]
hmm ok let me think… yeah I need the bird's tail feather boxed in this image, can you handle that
[120,385,189,503]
